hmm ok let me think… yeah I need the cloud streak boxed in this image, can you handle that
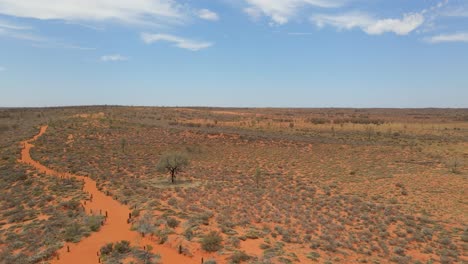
[0,20,47,41]
[0,0,185,26]
[0,19,96,50]
[141,33,213,51]
[100,54,129,62]
[311,12,425,35]
[197,9,219,21]
[426,32,468,43]
[244,0,344,25]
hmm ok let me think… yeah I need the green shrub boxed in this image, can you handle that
[229,251,250,263]
[64,222,83,242]
[166,217,180,228]
[201,231,223,252]
[183,228,194,241]
[87,215,103,232]
[114,240,131,254]
[307,251,321,261]
[100,243,114,255]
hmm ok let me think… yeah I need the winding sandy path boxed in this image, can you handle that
[20,126,200,264]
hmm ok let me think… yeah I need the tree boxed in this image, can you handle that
[156,152,189,184]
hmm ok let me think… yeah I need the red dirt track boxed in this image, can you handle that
[20,126,200,264]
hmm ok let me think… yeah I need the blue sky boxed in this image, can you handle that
[0,0,467,108]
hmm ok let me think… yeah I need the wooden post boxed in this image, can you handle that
[67,246,70,252]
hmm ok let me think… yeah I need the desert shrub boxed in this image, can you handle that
[438,236,452,246]
[461,230,468,242]
[229,251,250,263]
[135,212,154,236]
[133,245,161,263]
[155,227,172,244]
[114,240,131,254]
[131,208,141,218]
[183,228,194,241]
[100,243,114,255]
[393,246,405,256]
[228,236,241,248]
[245,228,263,239]
[166,217,180,228]
[307,251,321,261]
[390,255,411,264]
[201,231,223,252]
[168,197,178,207]
[64,222,84,242]
[446,159,462,174]
[86,215,103,232]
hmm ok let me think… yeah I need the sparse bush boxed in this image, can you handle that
[201,231,223,252]
[114,240,131,254]
[135,212,154,237]
[183,228,194,241]
[100,243,114,255]
[166,217,180,228]
[229,251,250,263]
[447,159,462,174]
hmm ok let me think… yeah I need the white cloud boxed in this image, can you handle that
[366,14,424,35]
[197,9,219,21]
[100,54,129,62]
[244,0,344,25]
[425,32,468,43]
[0,18,97,50]
[0,20,47,42]
[141,33,213,51]
[243,7,263,21]
[311,12,424,35]
[0,0,185,25]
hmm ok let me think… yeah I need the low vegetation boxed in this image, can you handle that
[1,107,467,263]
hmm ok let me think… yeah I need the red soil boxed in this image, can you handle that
[20,126,207,264]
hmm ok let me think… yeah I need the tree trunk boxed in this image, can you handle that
[171,171,175,184]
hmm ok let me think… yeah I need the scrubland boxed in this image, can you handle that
[0,107,467,264]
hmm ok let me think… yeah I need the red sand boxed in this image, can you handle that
[20,126,207,264]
